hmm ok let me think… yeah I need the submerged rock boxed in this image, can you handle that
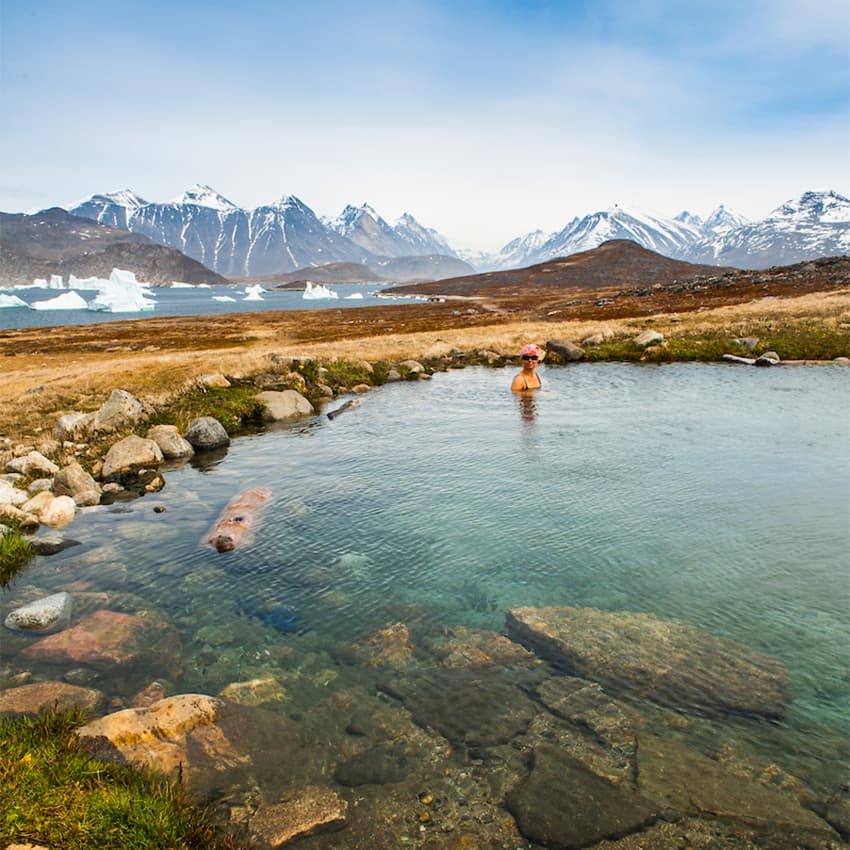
[342,623,415,670]
[249,786,348,848]
[0,680,106,717]
[5,591,72,634]
[506,606,792,719]
[334,743,409,786]
[506,745,658,849]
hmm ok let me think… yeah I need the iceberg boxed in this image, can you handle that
[213,295,236,302]
[171,281,195,288]
[69,274,108,290]
[87,269,156,313]
[344,292,364,299]
[303,281,339,300]
[48,274,66,289]
[31,291,89,311]
[0,293,31,308]
[243,284,265,301]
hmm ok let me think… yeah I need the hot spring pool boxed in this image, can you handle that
[4,362,849,846]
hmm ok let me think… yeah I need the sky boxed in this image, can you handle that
[1,0,848,252]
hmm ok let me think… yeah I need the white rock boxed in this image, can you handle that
[255,390,314,421]
[633,330,664,349]
[146,425,194,460]
[5,592,73,634]
[18,451,60,477]
[40,495,77,528]
[101,435,164,479]
[55,412,95,441]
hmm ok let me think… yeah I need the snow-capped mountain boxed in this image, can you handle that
[70,186,457,277]
[688,191,850,267]
[482,191,847,271]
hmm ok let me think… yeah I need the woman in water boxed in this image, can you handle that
[511,343,543,391]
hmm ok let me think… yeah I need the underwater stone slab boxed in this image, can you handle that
[506,606,792,719]
[636,733,837,838]
[506,744,658,849]
[334,743,409,786]
[250,786,348,848]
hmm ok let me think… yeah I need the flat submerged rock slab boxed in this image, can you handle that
[506,606,792,719]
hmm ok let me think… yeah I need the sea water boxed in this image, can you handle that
[3,363,849,829]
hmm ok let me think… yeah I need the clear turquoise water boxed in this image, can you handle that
[4,363,849,788]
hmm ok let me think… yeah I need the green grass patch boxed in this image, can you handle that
[0,707,239,850]
[758,323,849,360]
[147,386,264,436]
[0,522,35,587]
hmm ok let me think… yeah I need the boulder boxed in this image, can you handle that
[546,339,585,361]
[27,478,53,495]
[55,411,95,441]
[399,359,425,374]
[249,786,348,848]
[197,373,231,388]
[146,425,195,460]
[53,461,102,507]
[39,494,77,528]
[344,623,416,670]
[633,330,664,348]
[8,450,59,478]
[506,606,792,719]
[101,435,163,481]
[219,677,287,706]
[5,591,72,634]
[29,531,80,556]
[733,336,760,352]
[255,389,314,422]
[505,745,658,848]
[426,626,536,670]
[20,609,183,682]
[20,490,54,516]
[334,743,409,786]
[185,416,230,450]
[755,352,780,367]
[0,481,28,507]
[581,333,605,346]
[0,680,106,718]
[91,389,151,433]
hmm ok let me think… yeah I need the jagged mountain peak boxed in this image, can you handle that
[173,184,238,211]
[771,190,850,223]
[703,204,748,232]
[675,210,704,227]
[84,188,149,208]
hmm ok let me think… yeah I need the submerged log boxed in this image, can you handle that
[327,398,363,420]
[205,487,273,552]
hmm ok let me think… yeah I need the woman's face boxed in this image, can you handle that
[521,353,539,371]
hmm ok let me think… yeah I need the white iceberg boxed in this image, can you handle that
[171,281,195,288]
[213,295,236,302]
[48,274,66,289]
[87,269,156,313]
[303,281,339,300]
[31,279,48,288]
[243,284,265,301]
[31,291,89,311]
[344,292,364,299]
[69,274,109,290]
[0,293,31,308]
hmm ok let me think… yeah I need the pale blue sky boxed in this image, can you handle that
[1,0,848,250]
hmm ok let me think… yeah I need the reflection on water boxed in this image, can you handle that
[3,363,849,845]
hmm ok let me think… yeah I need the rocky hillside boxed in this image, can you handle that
[0,208,227,287]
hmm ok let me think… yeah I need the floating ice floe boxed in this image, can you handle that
[213,295,236,302]
[0,293,30,308]
[31,291,89,311]
[344,292,364,299]
[303,281,339,300]
[243,284,265,301]
[87,269,156,313]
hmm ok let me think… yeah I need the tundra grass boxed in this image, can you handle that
[0,707,241,850]
[145,386,265,435]
[0,522,35,587]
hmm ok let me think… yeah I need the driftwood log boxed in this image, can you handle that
[205,487,273,552]
[327,398,363,420]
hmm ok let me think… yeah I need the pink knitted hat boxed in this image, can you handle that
[520,343,543,360]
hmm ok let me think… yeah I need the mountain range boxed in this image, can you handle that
[65,187,849,277]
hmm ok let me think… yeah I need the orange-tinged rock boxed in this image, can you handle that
[0,680,106,717]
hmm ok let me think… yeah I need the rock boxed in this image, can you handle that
[219,677,287,706]
[185,416,231,450]
[755,351,781,367]
[20,609,183,682]
[91,389,151,433]
[351,383,371,393]
[0,680,106,717]
[506,606,792,719]
[385,369,402,382]
[8,450,59,477]
[27,478,53,494]
[146,424,195,460]
[250,786,348,848]
[39,494,77,528]
[20,490,54,516]
[0,481,28,507]
[633,330,664,349]
[546,338,585,361]
[55,411,95,441]
[581,333,605,346]
[505,745,658,848]
[29,531,80,555]
[426,626,536,669]
[733,336,760,352]
[101,435,163,480]
[197,373,231,388]
[382,667,538,748]
[255,389,314,421]
[824,785,850,838]
[344,623,416,670]
[5,591,72,634]
[399,359,425,374]
[0,503,39,531]
[334,743,409,786]
[637,733,836,837]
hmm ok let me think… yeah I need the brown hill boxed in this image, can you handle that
[0,208,228,287]
[384,240,737,298]
[231,262,388,288]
